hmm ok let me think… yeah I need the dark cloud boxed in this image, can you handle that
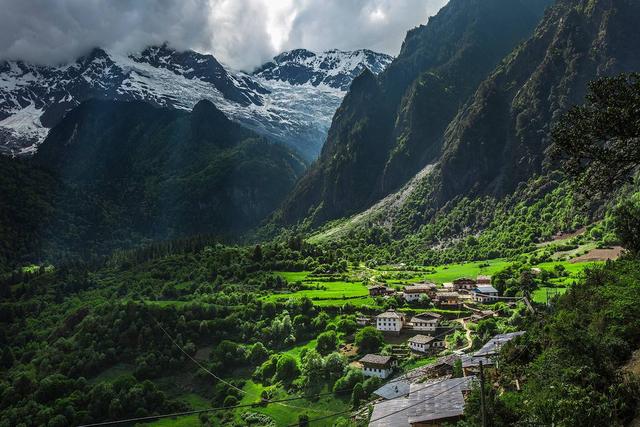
[282,0,448,58]
[0,0,448,71]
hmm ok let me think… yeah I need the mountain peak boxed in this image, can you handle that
[253,48,393,90]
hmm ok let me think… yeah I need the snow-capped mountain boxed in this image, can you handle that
[254,49,393,90]
[0,45,392,159]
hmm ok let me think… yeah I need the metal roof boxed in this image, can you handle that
[373,379,411,400]
[474,285,498,294]
[461,354,494,368]
[369,377,477,427]
[474,331,525,357]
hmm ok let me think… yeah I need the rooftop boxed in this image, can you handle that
[453,277,476,283]
[360,354,393,366]
[373,379,411,400]
[436,292,460,298]
[369,377,477,427]
[408,334,435,344]
[461,354,494,368]
[411,312,442,321]
[474,331,526,357]
[403,283,436,293]
[475,285,498,294]
[377,310,404,319]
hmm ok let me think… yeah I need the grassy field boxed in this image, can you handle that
[261,272,370,307]
[259,254,602,309]
[235,380,349,426]
[422,259,511,283]
[532,287,568,303]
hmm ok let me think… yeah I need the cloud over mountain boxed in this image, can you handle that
[0,0,447,70]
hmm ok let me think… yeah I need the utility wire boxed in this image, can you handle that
[87,305,530,427]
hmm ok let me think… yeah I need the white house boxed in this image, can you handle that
[408,334,444,353]
[472,285,499,303]
[359,354,395,378]
[402,283,437,302]
[410,312,442,332]
[376,310,406,333]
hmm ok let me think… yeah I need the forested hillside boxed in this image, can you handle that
[0,99,306,273]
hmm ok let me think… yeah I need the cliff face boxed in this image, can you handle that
[438,0,640,204]
[277,0,553,225]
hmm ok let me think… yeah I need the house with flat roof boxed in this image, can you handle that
[359,354,395,379]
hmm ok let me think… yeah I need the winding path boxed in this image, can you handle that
[453,318,473,353]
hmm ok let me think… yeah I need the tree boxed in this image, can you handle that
[351,383,365,408]
[613,194,640,256]
[453,358,463,378]
[1,347,14,369]
[333,368,364,394]
[316,331,339,355]
[302,349,325,382]
[324,352,347,379]
[312,312,330,331]
[355,327,384,354]
[362,376,382,397]
[275,354,299,383]
[552,73,640,197]
[337,318,358,335]
[252,244,263,262]
[248,342,269,365]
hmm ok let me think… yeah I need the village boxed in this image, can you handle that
[350,275,526,426]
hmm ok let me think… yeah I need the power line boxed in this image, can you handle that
[150,312,335,414]
[91,305,529,427]
[78,389,352,427]
[151,316,246,395]
[368,377,475,425]
[288,334,533,426]
[289,376,476,426]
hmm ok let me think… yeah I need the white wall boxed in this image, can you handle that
[376,318,402,332]
[363,366,393,379]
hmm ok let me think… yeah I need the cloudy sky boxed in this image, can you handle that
[0,0,448,71]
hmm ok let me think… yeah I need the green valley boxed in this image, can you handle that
[2,0,640,426]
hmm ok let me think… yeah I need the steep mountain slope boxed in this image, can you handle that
[0,46,392,159]
[438,0,640,201]
[276,0,553,225]
[0,99,306,269]
[299,0,640,257]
